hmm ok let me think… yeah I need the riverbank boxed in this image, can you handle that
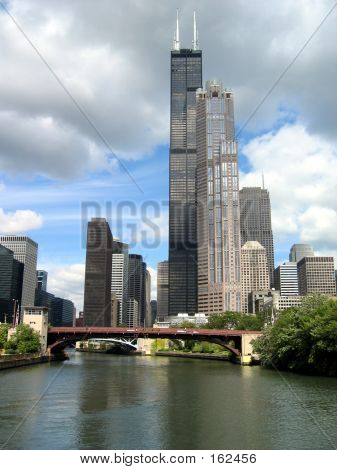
[0,353,67,370]
[155,351,230,361]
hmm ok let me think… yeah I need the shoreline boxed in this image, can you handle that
[0,353,68,371]
[154,351,231,361]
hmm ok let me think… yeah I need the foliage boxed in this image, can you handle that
[5,324,41,354]
[0,324,10,349]
[174,320,197,329]
[206,311,265,331]
[252,294,337,376]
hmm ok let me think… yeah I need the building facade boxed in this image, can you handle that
[239,187,275,286]
[0,236,38,309]
[49,297,75,327]
[274,262,299,296]
[126,298,139,328]
[157,261,169,317]
[128,254,145,327]
[241,241,270,313]
[36,270,48,292]
[145,269,152,327]
[196,81,241,314]
[168,17,202,315]
[289,244,314,262]
[0,244,24,323]
[111,240,129,325]
[298,257,336,296]
[22,306,49,354]
[83,218,113,327]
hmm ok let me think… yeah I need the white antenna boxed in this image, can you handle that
[173,9,180,51]
[193,11,199,50]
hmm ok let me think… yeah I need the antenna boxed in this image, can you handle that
[173,9,180,51]
[262,172,265,189]
[192,11,199,50]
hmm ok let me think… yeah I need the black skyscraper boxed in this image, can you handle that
[168,15,202,315]
[83,218,113,326]
[128,254,147,326]
[0,244,23,323]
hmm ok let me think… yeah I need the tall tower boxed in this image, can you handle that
[241,241,270,314]
[111,240,129,325]
[0,235,38,309]
[128,254,146,326]
[83,218,113,327]
[239,187,275,286]
[196,81,241,314]
[157,260,169,317]
[169,12,202,315]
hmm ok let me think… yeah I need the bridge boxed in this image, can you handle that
[47,327,262,361]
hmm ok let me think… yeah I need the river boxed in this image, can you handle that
[0,352,337,450]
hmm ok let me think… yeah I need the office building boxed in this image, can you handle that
[128,254,146,327]
[239,187,275,285]
[22,306,49,354]
[83,218,113,327]
[157,261,169,317]
[36,270,48,292]
[150,300,157,326]
[274,262,299,296]
[0,244,24,323]
[248,289,303,314]
[169,13,202,315]
[145,269,151,327]
[196,80,241,313]
[111,240,129,325]
[241,241,270,313]
[298,257,336,296]
[127,298,139,328]
[49,297,75,327]
[289,244,314,262]
[0,236,38,309]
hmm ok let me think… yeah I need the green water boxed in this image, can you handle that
[0,352,337,450]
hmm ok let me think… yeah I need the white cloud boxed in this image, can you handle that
[0,208,43,233]
[0,1,336,179]
[46,263,85,312]
[147,266,157,301]
[241,123,337,255]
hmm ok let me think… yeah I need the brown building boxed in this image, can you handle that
[83,218,113,327]
[297,256,336,296]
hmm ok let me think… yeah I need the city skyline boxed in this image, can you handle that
[0,3,337,312]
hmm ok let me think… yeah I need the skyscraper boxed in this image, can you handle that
[241,241,270,313]
[111,240,129,325]
[239,187,275,286]
[128,254,145,327]
[37,270,48,291]
[83,218,113,327]
[289,244,314,262]
[145,269,152,327]
[169,12,202,315]
[0,236,38,309]
[196,80,241,313]
[157,261,169,317]
[274,262,299,296]
[298,257,335,296]
[0,244,24,323]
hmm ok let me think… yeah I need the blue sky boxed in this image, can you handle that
[1,0,337,309]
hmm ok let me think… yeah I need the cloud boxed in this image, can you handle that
[240,123,337,255]
[0,0,336,179]
[46,263,85,312]
[147,266,157,301]
[0,208,43,233]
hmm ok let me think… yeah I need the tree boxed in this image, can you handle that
[206,311,264,331]
[5,324,41,354]
[0,324,10,349]
[252,294,337,376]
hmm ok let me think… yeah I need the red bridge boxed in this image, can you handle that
[47,327,262,358]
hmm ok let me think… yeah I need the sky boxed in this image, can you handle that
[0,0,337,312]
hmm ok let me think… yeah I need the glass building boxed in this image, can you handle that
[196,81,241,313]
[168,17,202,315]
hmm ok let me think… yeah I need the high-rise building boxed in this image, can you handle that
[128,254,145,327]
[298,257,336,296]
[0,244,24,323]
[196,80,241,314]
[127,298,139,328]
[36,270,48,291]
[168,13,202,315]
[157,261,169,317]
[111,240,129,325]
[50,297,75,327]
[150,300,157,326]
[274,262,299,296]
[289,244,314,262]
[241,241,270,313]
[83,218,113,327]
[239,188,275,286]
[0,236,38,309]
[145,269,152,327]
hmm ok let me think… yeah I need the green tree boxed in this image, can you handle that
[206,311,264,331]
[252,294,337,376]
[0,324,10,349]
[5,324,41,354]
